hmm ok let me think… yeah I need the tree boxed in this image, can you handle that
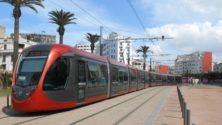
[49,9,76,44]
[86,33,100,53]
[136,45,151,70]
[0,72,11,89]
[0,0,44,71]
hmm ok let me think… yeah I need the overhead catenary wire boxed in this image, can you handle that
[69,0,114,32]
[126,0,149,37]
[48,0,98,26]
[48,0,155,45]
[69,0,147,37]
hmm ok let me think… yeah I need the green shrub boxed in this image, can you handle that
[0,72,12,89]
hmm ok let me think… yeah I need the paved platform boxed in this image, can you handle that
[154,86,183,125]
[180,85,222,125]
[3,85,220,125]
[0,86,174,125]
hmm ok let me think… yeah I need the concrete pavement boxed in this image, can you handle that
[1,85,221,125]
[0,86,172,125]
[154,86,183,125]
[181,85,222,125]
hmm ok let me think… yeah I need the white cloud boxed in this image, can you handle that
[145,21,222,62]
[149,44,162,54]
[139,0,222,24]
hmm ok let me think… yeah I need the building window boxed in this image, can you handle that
[4,44,6,50]
[19,44,25,49]
[2,55,6,62]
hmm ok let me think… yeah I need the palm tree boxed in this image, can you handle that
[136,45,151,70]
[0,72,10,89]
[0,0,44,71]
[49,9,76,44]
[86,33,100,53]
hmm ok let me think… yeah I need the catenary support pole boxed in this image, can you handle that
[100,26,103,56]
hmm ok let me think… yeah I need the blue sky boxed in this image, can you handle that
[1,0,222,64]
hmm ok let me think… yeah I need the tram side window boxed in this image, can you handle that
[112,67,118,85]
[123,70,128,84]
[43,57,69,91]
[130,69,137,85]
[140,72,145,83]
[162,76,167,82]
[118,68,128,85]
[157,75,161,81]
[145,72,149,83]
[118,70,124,84]
[101,65,108,84]
[87,62,107,87]
[150,74,153,82]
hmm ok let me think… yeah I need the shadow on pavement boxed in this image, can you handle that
[2,106,74,117]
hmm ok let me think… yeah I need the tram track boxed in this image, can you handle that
[69,87,165,125]
[0,87,166,125]
[0,86,165,125]
[114,87,169,125]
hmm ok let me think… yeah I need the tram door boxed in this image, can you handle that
[77,60,86,102]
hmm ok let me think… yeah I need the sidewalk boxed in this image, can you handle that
[154,86,183,125]
[181,85,222,125]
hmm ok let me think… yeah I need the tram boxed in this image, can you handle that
[11,44,181,112]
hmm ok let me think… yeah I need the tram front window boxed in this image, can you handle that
[16,57,46,87]
[43,57,69,91]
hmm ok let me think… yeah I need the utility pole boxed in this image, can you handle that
[128,48,130,65]
[100,26,103,56]
[148,54,170,72]
[150,58,152,72]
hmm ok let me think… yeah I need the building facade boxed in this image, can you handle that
[131,58,144,70]
[175,51,212,74]
[11,33,56,44]
[0,37,37,72]
[101,32,132,65]
[213,63,222,73]
[75,43,91,53]
[0,25,5,38]
[155,65,169,74]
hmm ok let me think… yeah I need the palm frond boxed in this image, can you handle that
[49,9,76,26]
[25,4,38,13]
[0,0,14,5]
[136,45,150,55]
[1,0,44,12]
[86,33,100,44]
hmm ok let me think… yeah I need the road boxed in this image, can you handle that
[0,86,172,125]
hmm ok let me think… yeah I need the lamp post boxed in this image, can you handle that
[99,26,103,56]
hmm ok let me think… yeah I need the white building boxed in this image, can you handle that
[75,42,91,53]
[175,51,212,74]
[101,32,132,64]
[131,58,144,70]
[0,36,37,72]
[175,52,202,74]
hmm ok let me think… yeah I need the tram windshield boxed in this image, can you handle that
[16,56,47,87]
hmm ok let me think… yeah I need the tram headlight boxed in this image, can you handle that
[12,85,36,100]
[25,86,36,97]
